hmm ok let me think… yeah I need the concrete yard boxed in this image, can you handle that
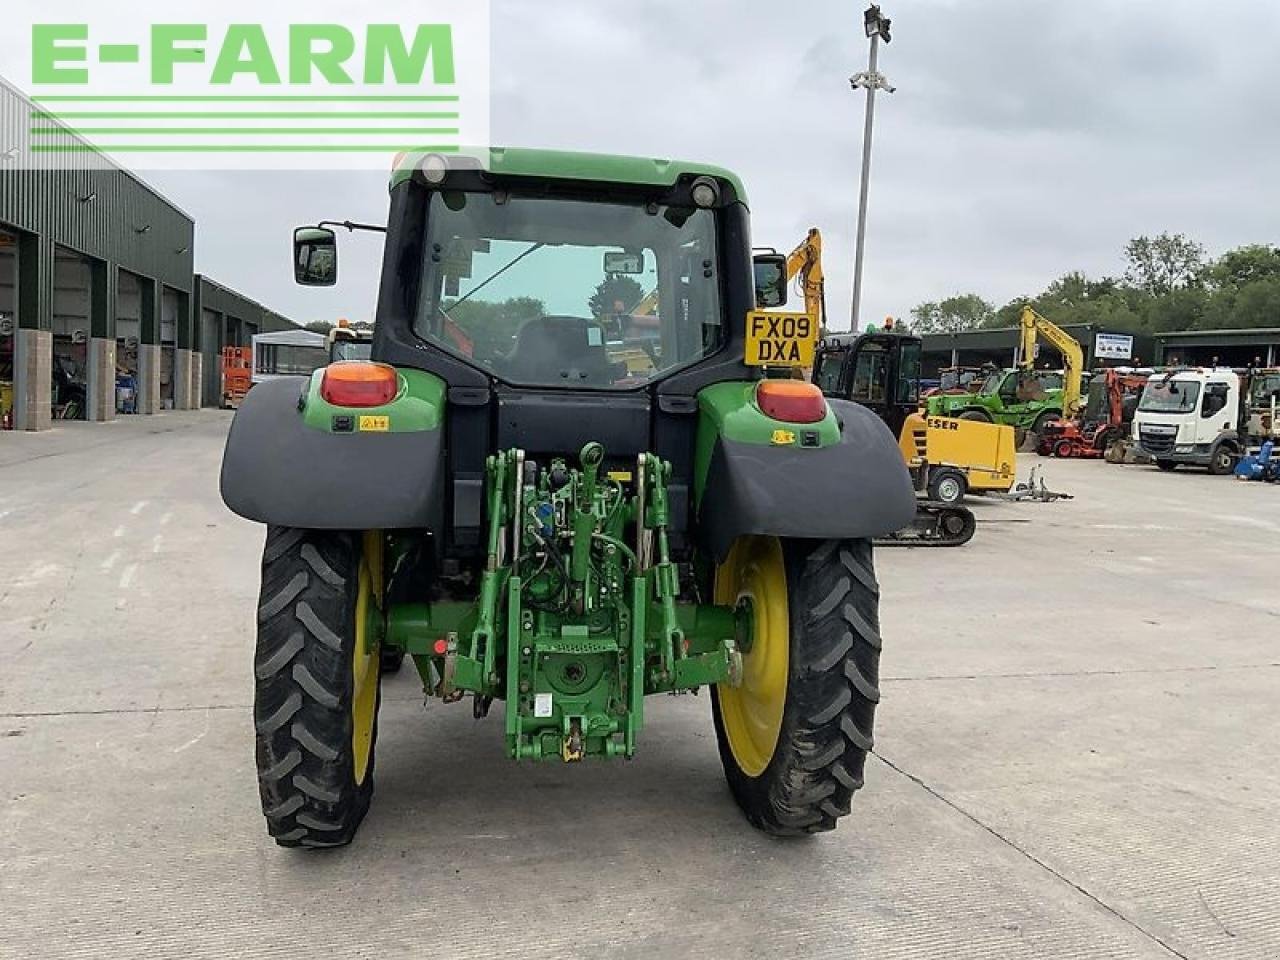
[2,411,1277,960]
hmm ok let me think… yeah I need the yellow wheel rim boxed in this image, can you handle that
[351,533,382,785]
[715,536,789,778]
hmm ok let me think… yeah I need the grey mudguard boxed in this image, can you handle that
[220,379,444,530]
[699,397,916,561]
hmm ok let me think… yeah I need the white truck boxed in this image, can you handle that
[1133,369,1242,474]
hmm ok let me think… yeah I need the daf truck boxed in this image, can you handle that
[1133,368,1241,474]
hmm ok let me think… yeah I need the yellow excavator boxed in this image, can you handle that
[786,227,826,337]
[1019,304,1085,420]
[768,228,1018,545]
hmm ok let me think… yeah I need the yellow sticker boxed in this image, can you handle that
[607,471,633,482]
[358,415,390,432]
[771,429,796,446]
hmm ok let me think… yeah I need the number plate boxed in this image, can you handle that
[744,311,816,367]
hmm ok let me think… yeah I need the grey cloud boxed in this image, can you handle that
[139,0,1280,334]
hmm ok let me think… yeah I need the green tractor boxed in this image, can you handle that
[220,148,915,847]
[922,367,1066,443]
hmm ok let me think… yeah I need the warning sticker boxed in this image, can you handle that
[358,415,390,432]
[534,693,553,718]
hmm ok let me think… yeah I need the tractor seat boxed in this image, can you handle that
[505,315,613,386]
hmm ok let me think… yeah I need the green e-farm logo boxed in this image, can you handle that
[32,25,456,87]
[5,2,490,170]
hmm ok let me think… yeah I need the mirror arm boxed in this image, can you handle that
[318,219,388,235]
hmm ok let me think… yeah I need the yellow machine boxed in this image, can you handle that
[785,228,825,337]
[786,228,1017,508]
[1019,305,1085,419]
[898,410,1017,498]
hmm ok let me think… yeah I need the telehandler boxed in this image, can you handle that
[221,149,915,846]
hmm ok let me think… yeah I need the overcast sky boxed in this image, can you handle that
[144,0,1280,332]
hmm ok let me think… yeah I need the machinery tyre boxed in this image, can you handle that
[958,410,992,423]
[712,537,881,836]
[1208,445,1237,476]
[1156,460,1178,472]
[253,527,382,848]
[1031,412,1060,437]
[927,469,967,505]
[1053,439,1074,459]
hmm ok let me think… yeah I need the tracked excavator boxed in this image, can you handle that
[756,229,982,546]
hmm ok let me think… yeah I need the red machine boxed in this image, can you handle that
[1039,369,1149,458]
[220,346,252,409]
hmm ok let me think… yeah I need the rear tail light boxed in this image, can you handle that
[320,361,398,408]
[756,380,827,423]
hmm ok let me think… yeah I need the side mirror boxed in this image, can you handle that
[294,226,337,286]
[753,253,788,308]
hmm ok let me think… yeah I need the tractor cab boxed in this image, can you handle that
[812,332,922,440]
[328,322,374,363]
[288,151,772,557]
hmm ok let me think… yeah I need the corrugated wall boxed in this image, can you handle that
[2,77,297,409]
[194,276,302,407]
[0,78,195,305]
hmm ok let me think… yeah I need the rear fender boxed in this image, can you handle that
[219,368,446,530]
[694,383,915,561]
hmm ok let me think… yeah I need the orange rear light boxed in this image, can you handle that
[756,380,827,424]
[321,361,398,408]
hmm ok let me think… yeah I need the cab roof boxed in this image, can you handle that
[390,147,747,206]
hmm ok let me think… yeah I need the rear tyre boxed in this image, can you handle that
[927,468,967,505]
[712,537,881,836]
[958,410,991,423]
[253,527,382,848]
[1156,459,1178,472]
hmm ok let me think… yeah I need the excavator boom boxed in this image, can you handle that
[785,228,827,335]
[1019,306,1085,418]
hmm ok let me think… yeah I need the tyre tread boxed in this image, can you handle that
[252,526,377,849]
[714,538,883,836]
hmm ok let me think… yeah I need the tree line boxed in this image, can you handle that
[910,234,1280,336]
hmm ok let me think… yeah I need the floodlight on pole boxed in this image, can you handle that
[849,5,895,331]
[864,4,892,41]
